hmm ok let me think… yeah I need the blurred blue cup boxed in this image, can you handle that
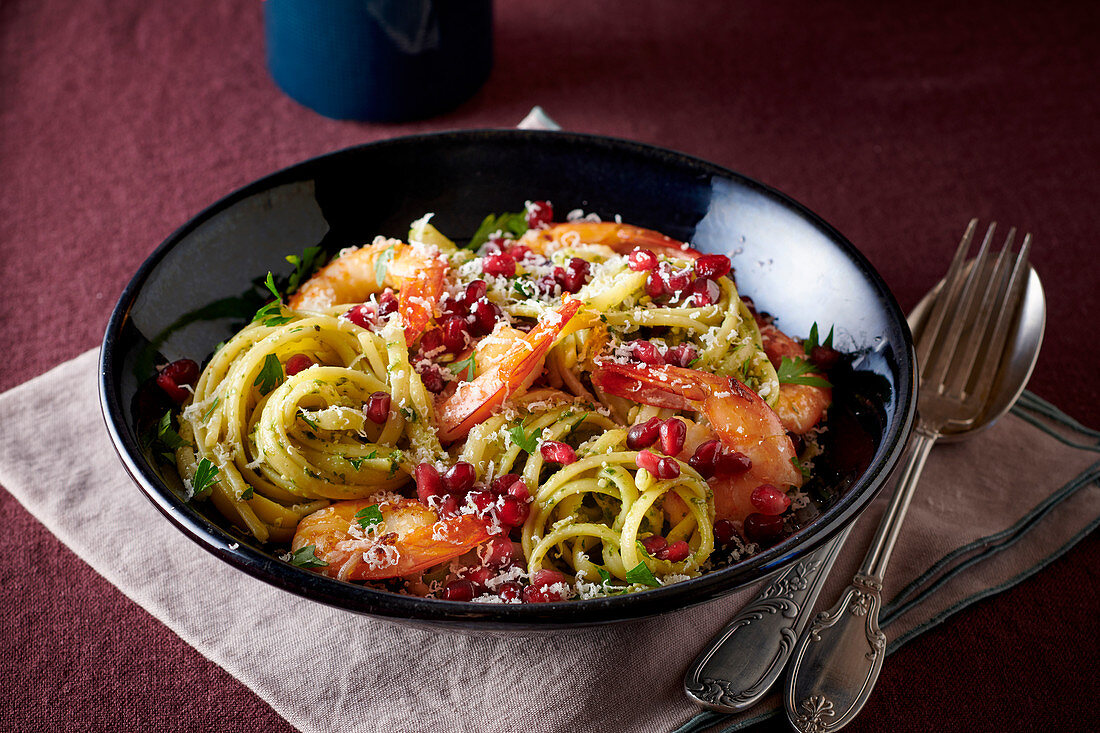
[264,0,493,122]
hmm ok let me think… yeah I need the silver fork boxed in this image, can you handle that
[783,220,1032,732]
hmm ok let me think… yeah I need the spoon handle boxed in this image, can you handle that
[784,432,936,732]
[683,526,851,712]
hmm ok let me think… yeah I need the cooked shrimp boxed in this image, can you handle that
[289,239,447,345]
[756,318,832,435]
[291,495,492,581]
[436,298,584,442]
[518,221,701,260]
[592,362,802,522]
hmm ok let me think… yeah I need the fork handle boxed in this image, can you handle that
[783,431,936,732]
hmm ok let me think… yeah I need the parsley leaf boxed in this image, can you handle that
[804,322,835,355]
[285,246,325,295]
[156,411,190,451]
[298,410,319,430]
[191,458,220,497]
[625,562,661,588]
[509,424,540,453]
[253,300,293,327]
[354,504,384,530]
[468,211,528,250]
[288,545,327,568]
[263,272,282,302]
[254,353,284,395]
[374,245,395,287]
[449,353,476,381]
[512,279,536,299]
[346,455,366,470]
[597,567,612,586]
[777,356,832,388]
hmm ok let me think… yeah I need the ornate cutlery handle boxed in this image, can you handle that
[683,526,851,713]
[784,432,936,732]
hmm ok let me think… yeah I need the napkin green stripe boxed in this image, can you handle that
[882,461,1100,623]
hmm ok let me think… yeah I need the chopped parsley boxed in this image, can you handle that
[509,424,540,453]
[191,458,220,497]
[354,504,384,530]
[298,410,320,430]
[777,356,832,388]
[346,455,365,470]
[400,406,417,422]
[512,279,536,299]
[468,211,528,250]
[804,322,834,355]
[625,561,661,587]
[791,456,811,480]
[449,353,477,381]
[374,245,395,287]
[254,353,284,395]
[253,300,293,327]
[200,397,220,422]
[597,567,612,585]
[156,411,190,451]
[288,545,327,568]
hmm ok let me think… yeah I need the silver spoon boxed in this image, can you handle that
[684,224,1045,716]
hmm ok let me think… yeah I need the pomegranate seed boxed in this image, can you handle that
[441,316,469,353]
[626,416,662,450]
[415,463,444,503]
[536,274,560,296]
[525,200,553,229]
[695,253,732,280]
[809,344,841,372]
[688,440,720,478]
[442,579,475,602]
[658,540,691,563]
[156,359,200,403]
[657,457,681,479]
[484,237,507,256]
[713,519,736,546]
[284,354,313,376]
[743,512,785,546]
[469,299,499,336]
[640,535,668,556]
[540,440,577,465]
[497,581,523,602]
[507,480,531,503]
[628,248,658,271]
[665,267,691,295]
[497,495,530,526]
[523,568,568,603]
[508,243,532,261]
[418,365,445,393]
[365,391,391,424]
[645,272,666,298]
[344,304,375,329]
[443,462,476,495]
[482,536,516,567]
[463,565,493,591]
[464,280,488,304]
[567,257,590,276]
[663,343,697,367]
[490,473,522,495]
[750,484,791,515]
[420,328,444,354]
[439,494,460,515]
[440,295,467,320]
[630,340,664,365]
[659,418,687,456]
[467,490,494,513]
[687,278,721,307]
[636,449,661,476]
[483,253,516,278]
[556,264,587,294]
[714,449,752,476]
[378,289,398,316]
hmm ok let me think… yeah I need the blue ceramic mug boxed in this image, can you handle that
[264,0,493,122]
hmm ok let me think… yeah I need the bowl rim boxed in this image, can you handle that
[99,128,916,626]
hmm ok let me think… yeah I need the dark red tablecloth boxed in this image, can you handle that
[2,1,1097,731]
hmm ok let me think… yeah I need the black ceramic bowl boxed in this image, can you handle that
[99,130,916,630]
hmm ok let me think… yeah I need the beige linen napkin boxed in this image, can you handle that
[0,349,1097,733]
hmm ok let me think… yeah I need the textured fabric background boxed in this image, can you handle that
[1,0,1098,731]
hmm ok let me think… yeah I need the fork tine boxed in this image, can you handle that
[942,228,1017,397]
[962,233,1031,407]
[923,222,997,389]
[915,219,978,370]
